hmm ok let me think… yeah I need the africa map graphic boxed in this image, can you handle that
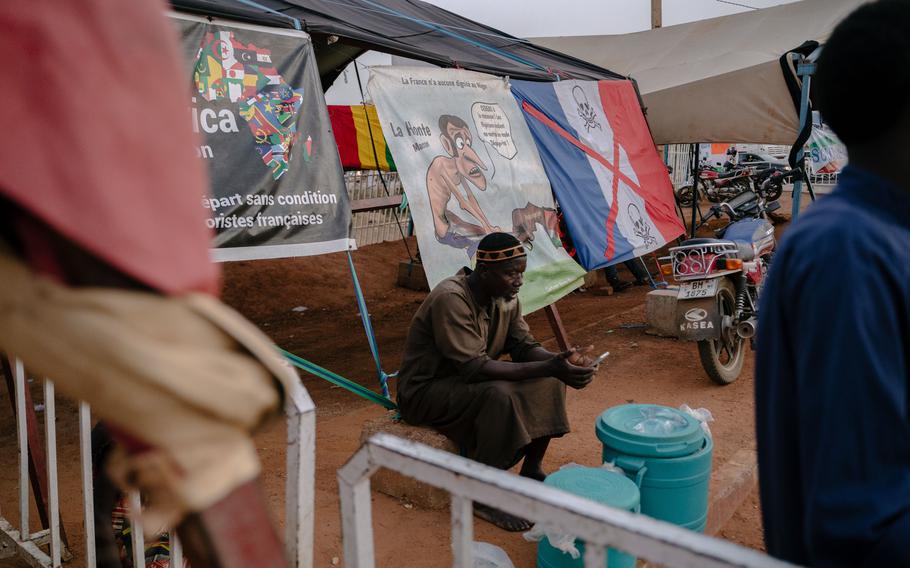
[194,31,305,180]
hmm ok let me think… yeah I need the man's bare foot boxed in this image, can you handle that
[519,467,547,482]
[474,503,533,532]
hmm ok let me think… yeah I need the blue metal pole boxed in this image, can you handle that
[791,58,816,220]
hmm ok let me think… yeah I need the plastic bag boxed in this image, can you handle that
[680,404,715,438]
[522,524,580,559]
[629,406,689,435]
[601,460,625,475]
[523,461,634,559]
[521,462,586,559]
[472,541,516,568]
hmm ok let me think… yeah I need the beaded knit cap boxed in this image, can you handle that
[475,232,527,264]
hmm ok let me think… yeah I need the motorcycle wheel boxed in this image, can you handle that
[676,185,694,207]
[763,182,783,201]
[697,279,745,385]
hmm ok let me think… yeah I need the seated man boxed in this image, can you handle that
[397,232,596,531]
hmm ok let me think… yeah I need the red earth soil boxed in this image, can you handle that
[2,194,809,566]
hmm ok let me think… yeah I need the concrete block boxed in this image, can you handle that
[583,269,608,289]
[644,287,680,338]
[360,414,458,509]
[397,260,430,292]
[705,449,758,536]
[590,285,615,297]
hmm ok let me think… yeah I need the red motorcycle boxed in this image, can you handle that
[676,160,756,206]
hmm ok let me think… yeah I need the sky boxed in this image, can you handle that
[422,0,800,37]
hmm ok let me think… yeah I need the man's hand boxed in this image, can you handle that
[547,349,595,390]
[565,345,596,368]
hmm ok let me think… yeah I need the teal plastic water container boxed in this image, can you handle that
[595,404,713,532]
[537,467,639,568]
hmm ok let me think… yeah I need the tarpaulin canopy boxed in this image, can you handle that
[532,0,867,145]
[170,0,625,89]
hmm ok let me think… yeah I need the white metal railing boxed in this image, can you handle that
[346,171,412,247]
[808,172,838,186]
[2,355,316,568]
[79,401,95,568]
[285,378,317,568]
[664,144,693,190]
[0,356,60,568]
[339,434,798,568]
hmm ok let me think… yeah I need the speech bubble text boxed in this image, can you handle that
[471,102,517,159]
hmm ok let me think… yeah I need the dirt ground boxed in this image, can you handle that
[0,195,813,566]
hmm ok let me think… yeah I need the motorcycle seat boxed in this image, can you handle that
[721,218,774,259]
[716,170,739,179]
[679,237,755,261]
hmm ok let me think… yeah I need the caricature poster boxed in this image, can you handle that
[368,68,585,314]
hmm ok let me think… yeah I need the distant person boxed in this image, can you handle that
[723,146,738,171]
[755,2,910,565]
[556,208,650,292]
[604,259,651,292]
[396,232,596,532]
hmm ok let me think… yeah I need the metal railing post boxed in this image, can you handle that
[450,495,473,567]
[79,402,96,567]
[285,381,317,567]
[129,491,145,568]
[44,380,61,567]
[14,358,29,540]
[791,56,817,220]
[584,544,607,568]
[338,446,379,568]
[172,532,184,567]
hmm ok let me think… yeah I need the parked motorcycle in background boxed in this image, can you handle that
[661,190,780,384]
[753,166,803,201]
[675,158,757,207]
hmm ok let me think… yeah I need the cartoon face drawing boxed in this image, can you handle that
[572,86,602,132]
[439,115,488,190]
[628,203,657,247]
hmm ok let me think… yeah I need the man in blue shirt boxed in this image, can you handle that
[756,2,910,565]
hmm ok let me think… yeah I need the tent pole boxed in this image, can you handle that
[651,0,662,29]
[791,57,816,220]
[690,143,700,238]
[544,304,571,352]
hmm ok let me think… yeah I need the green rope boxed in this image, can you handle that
[279,348,398,411]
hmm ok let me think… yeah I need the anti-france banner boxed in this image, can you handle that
[172,14,354,261]
[369,67,585,314]
[511,79,684,271]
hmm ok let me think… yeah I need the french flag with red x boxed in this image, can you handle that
[511,79,684,270]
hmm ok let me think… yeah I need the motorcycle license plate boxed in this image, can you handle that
[678,279,718,299]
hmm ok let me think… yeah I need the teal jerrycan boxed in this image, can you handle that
[595,404,713,532]
[537,467,639,568]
